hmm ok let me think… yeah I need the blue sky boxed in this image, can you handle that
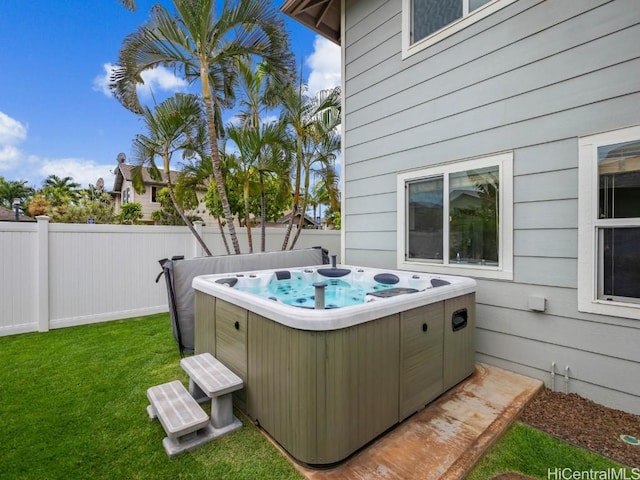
[0,1,340,189]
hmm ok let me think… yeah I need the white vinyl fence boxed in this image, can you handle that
[0,217,340,336]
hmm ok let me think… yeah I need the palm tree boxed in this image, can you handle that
[0,178,33,209]
[279,84,341,250]
[308,180,331,228]
[233,59,292,251]
[131,93,212,255]
[42,175,81,206]
[117,0,136,11]
[179,151,234,255]
[225,120,288,252]
[110,0,294,254]
[256,142,291,251]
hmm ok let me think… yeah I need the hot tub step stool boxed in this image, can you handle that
[146,380,216,456]
[180,353,244,438]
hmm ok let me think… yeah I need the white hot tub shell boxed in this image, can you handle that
[192,265,477,466]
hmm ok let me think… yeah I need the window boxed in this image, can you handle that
[151,187,159,203]
[578,126,640,319]
[123,187,131,204]
[397,152,513,279]
[402,0,517,57]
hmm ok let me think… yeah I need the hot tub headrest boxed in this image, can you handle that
[317,268,351,278]
[374,273,400,285]
[275,270,291,280]
[431,278,451,287]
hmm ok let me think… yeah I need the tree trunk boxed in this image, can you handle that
[281,142,303,250]
[200,67,241,254]
[259,170,266,252]
[165,174,212,256]
[243,179,253,253]
[217,217,231,255]
[290,163,311,249]
[312,203,317,228]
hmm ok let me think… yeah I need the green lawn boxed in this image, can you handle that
[0,314,303,480]
[2,314,633,480]
[468,422,634,479]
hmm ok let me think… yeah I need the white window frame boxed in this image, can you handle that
[578,125,640,320]
[402,0,517,58]
[397,152,513,280]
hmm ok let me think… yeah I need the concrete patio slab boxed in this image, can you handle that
[283,363,543,480]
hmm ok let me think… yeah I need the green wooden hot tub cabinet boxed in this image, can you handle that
[194,291,476,465]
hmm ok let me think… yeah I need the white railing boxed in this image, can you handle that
[0,217,340,336]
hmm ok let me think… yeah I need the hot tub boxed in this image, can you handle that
[192,265,476,466]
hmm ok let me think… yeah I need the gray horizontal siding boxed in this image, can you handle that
[346,212,397,232]
[513,257,576,288]
[347,10,400,63]
[346,67,640,161]
[345,94,640,181]
[514,139,578,175]
[514,200,577,229]
[346,173,395,198]
[343,0,640,413]
[476,353,640,415]
[345,231,396,252]
[346,0,626,106]
[348,30,640,147]
[344,0,392,33]
[476,330,640,399]
[344,248,397,269]
[477,304,640,364]
[345,192,395,216]
[514,169,577,203]
[475,280,640,329]
[514,229,577,258]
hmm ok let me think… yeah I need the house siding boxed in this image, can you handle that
[114,179,217,226]
[343,0,640,413]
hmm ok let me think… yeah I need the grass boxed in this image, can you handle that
[2,315,635,480]
[0,314,303,480]
[468,422,635,479]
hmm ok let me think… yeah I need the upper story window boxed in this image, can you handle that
[397,152,513,279]
[578,126,640,319]
[123,187,131,204]
[402,0,517,57]
[151,186,159,203]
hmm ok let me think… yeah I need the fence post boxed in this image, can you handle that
[193,221,204,258]
[36,216,50,332]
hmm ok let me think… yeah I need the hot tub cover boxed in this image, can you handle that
[157,247,329,356]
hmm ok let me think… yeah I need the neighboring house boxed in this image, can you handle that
[276,211,318,228]
[111,155,216,225]
[0,205,35,222]
[284,0,640,414]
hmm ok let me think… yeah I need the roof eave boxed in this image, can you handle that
[281,0,342,46]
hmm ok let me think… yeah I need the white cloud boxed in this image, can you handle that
[305,35,341,97]
[0,110,111,187]
[92,63,116,96]
[261,115,279,125]
[0,112,27,172]
[139,66,188,98]
[38,158,114,189]
[0,111,27,145]
[0,145,21,172]
[227,114,243,127]
[93,63,188,99]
